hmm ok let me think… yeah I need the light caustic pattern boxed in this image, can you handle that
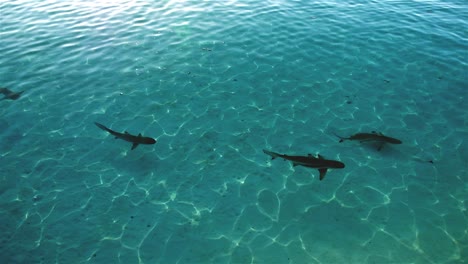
[0,0,466,263]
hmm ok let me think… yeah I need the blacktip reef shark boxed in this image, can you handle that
[0,87,24,100]
[334,131,402,151]
[95,122,156,150]
[263,149,345,181]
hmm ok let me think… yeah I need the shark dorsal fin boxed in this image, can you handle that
[318,154,325,160]
[138,133,142,137]
[125,131,130,134]
[308,154,312,157]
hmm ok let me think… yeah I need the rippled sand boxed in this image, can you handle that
[0,0,466,263]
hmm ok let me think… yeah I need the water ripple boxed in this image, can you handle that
[1,0,466,263]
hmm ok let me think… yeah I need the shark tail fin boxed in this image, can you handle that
[263,149,280,160]
[332,132,346,143]
[95,122,111,132]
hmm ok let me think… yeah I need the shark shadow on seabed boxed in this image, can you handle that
[0,88,24,100]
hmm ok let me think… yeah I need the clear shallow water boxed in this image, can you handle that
[0,0,467,263]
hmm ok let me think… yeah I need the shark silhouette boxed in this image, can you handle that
[0,88,24,100]
[95,122,156,150]
[334,131,402,151]
[263,149,345,180]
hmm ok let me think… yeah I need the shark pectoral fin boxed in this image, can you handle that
[292,162,299,167]
[131,143,139,150]
[377,142,385,151]
[318,168,328,181]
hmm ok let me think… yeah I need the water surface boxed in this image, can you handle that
[1,0,467,263]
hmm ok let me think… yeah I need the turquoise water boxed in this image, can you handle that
[1,0,467,263]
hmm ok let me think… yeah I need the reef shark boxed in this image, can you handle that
[95,122,156,150]
[334,131,402,151]
[0,88,24,100]
[263,149,345,180]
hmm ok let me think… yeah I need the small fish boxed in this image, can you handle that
[0,87,24,100]
[95,122,156,150]
[263,149,345,180]
[334,131,402,151]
